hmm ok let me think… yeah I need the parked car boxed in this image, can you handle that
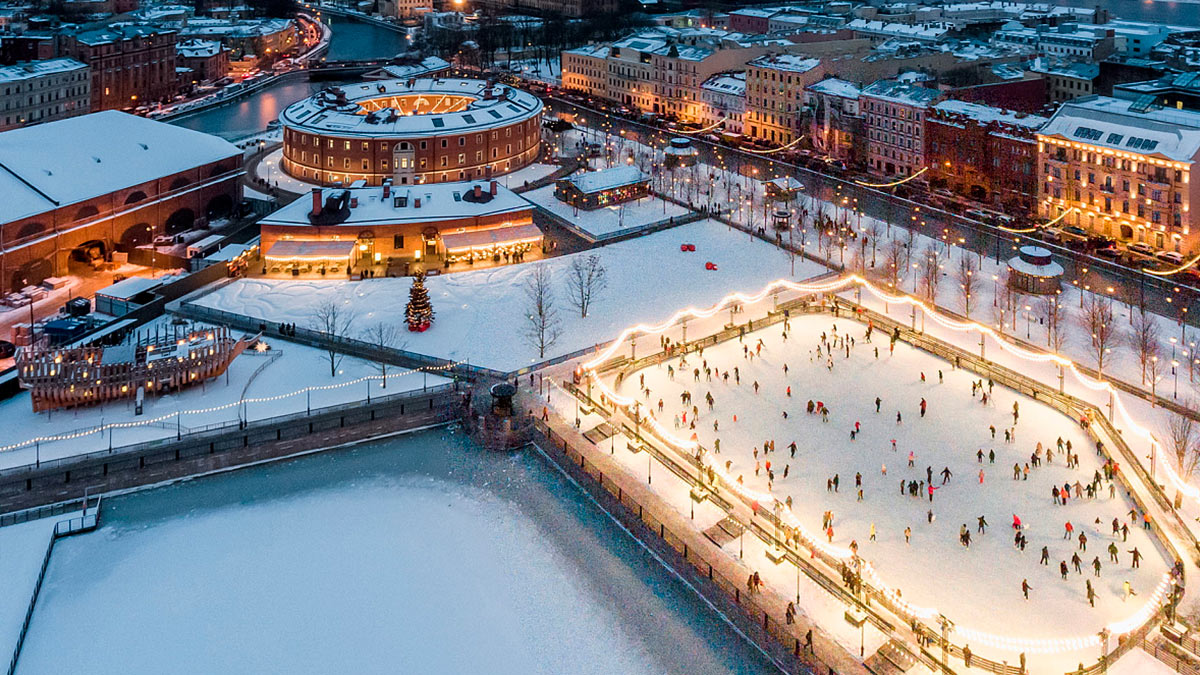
[0,340,15,359]
[1128,242,1155,256]
[1156,250,1185,265]
[1062,225,1088,239]
[1094,246,1121,260]
[1039,228,1063,243]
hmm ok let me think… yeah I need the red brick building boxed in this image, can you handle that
[176,39,229,86]
[925,100,1047,212]
[0,111,242,292]
[59,25,178,111]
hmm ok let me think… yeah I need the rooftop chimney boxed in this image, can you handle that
[474,184,483,199]
[490,180,498,196]
[350,196,359,208]
[311,187,322,216]
[414,197,421,208]
[382,180,391,199]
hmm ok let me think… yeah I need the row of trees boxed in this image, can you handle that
[524,255,608,358]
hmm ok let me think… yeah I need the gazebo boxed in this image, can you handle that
[1007,246,1063,295]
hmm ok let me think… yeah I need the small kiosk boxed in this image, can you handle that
[1007,245,1063,295]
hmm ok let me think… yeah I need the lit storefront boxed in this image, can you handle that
[554,165,650,210]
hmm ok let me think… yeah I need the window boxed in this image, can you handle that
[441,139,447,148]
[362,142,369,151]
[344,158,350,169]
[393,235,405,248]
[458,153,465,164]
[362,159,369,170]
[420,141,427,150]
[439,156,447,167]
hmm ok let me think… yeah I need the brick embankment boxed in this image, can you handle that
[522,390,870,675]
[0,396,459,514]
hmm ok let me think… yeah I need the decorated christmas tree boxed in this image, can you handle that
[405,272,435,332]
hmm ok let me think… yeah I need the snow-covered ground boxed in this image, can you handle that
[523,184,692,240]
[606,313,1169,666]
[498,162,560,190]
[0,318,449,470]
[505,57,561,86]
[192,219,828,372]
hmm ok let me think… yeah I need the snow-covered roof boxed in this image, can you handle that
[748,53,820,73]
[1029,58,1098,80]
[280,78,543,139]
[176,39,222,59]
[379,56,450,80]
[0,111,240,225]
[860,80,939,107]
[807,77,860,99]
[933,100,1047,129]
[441,222,542,252]
[0,57,86,83]
[261,182,533,229]
[1038,95,1200,163]
[96,276,163,300]
[70,24,175,46]
[701,71,745,96]
[264,239,356,260]
[564,166,648,194]
[729,8,780,18]
[848,18,950,40]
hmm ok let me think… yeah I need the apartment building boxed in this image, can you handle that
[861,79,939,176]
[59,24,177,111]
[744,54,824,144]
[699,71,745,134]
[1037,95,1200,254]
[925,100,1047,210]
[0,57,89,130]
[804,77,862,165]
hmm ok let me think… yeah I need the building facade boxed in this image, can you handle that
[176,39,229,86]
[1037,95,1200,254]
[0,57,89,130]
[281,79,543,187]
[861,79,939,176]
[0,111,242,292]
[700,71,746,134]
[925,100,1046,211]
[59,25,177,111]
[744,54,823,143]
[804,77,862,165]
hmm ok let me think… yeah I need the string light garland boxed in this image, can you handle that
[854,167,928,188]
[1144,250,1200,277]
[673,118,726,135]
[0,360,467,455]
[741,136,806,155]
[581,273,1180,655]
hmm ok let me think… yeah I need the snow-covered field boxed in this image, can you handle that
[193,220,829,372]
[523,184,692,240]
[0,318,449,470]
[610,313,1169,654]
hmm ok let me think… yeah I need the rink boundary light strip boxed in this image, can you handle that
[996,208,1077,234]
[853,167,928,188]
[1144,249,1200,276]
[581,274,1177,655]
[0,361,466,455]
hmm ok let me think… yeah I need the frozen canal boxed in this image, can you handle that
[15,429,780,675]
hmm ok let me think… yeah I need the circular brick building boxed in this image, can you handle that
[280,78,543,187]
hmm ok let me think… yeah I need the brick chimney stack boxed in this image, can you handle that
[474,184,483,199]
[490,180,498,196]
[311,187,322,216]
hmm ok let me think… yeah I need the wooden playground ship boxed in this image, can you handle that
[16,325,251,412]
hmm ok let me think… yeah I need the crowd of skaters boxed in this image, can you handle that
[620,314,1175,632]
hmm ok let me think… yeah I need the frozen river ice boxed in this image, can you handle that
[14,429,781,675]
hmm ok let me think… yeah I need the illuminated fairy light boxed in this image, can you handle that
[673,118,726,135]
[999,206,1078,233]
[741,136,806,155]
[1145,250,1200,276]
[854,167,928,188]
[0,360,467,455]
[582,274,1181,655]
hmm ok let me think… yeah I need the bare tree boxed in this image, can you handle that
[524,263,561,359]
[1039,294,1067,353]
[882,238,907,292]
[867,219,885,267]
[566,254,608,318]
[1080,294,1117,378]
[956,255,981,318]
[1164,407,1200,484]
[917,243,941,302]
[1128,308,1161,385]
[310,299,356,377]
[362,321,403,388]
